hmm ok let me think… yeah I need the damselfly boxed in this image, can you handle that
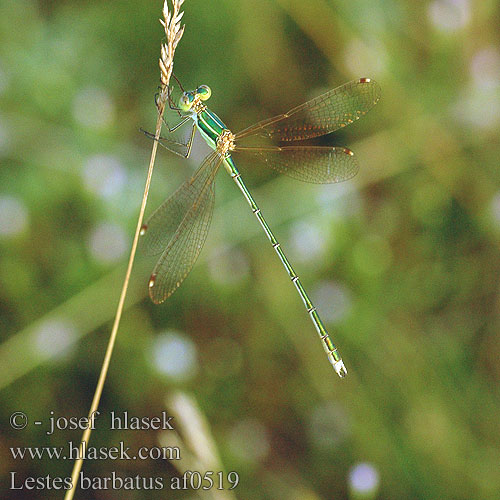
[141,78,381,377]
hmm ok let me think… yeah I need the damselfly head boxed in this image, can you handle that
[178,85,211,112]
[178,91,195,111]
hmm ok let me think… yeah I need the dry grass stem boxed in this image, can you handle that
[159,392,237,500]
[63,2,185,498]
[158,0,185,113]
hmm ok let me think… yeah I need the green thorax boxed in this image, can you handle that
[195,108,228,150]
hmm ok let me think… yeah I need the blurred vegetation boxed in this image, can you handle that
[1,0,499,499]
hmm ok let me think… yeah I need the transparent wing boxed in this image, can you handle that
[233,145,358,184]
[235,78,380,142]
[141,151,219,257]
[141,151,222,304]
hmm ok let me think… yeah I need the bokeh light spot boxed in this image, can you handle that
[289,220,326,263]
[428,0,471,32]
[0,195,29,238]
[150,331,198,382]
[82,154,127,199]
[348,462,380,496]
[87,222,128,264]
[452,86,500,130]
[470,47,500,90]
[32,318,77,360]
[312,281,352,324]
[343,38,388,78]
[317,183,359,217]
[72,86,115,129]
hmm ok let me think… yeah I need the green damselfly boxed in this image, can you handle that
[141,78,381,377]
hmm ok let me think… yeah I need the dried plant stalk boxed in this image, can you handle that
[63,2,185,499]
[158,0,185,112]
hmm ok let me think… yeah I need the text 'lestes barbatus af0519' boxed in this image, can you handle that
[140,78,381,377]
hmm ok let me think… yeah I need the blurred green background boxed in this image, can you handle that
[1,0,499,498]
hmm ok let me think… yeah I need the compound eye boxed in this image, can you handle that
[179,92,193,111]
[197,85,211,101]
